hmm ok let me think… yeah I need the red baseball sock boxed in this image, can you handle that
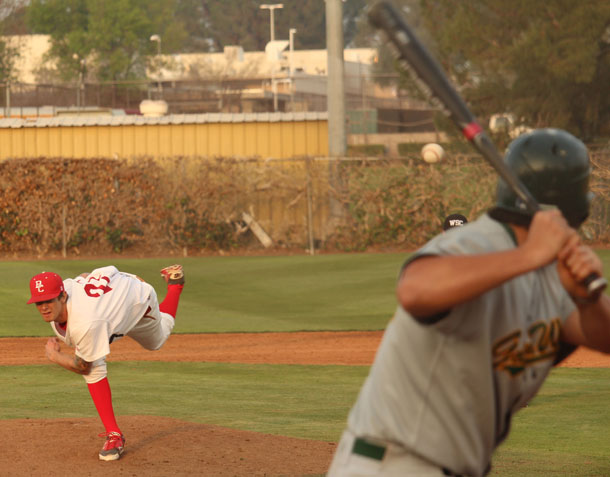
[159,284,184,319]
[87,377,121,435]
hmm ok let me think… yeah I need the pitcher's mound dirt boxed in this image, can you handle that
[6,415,336,477]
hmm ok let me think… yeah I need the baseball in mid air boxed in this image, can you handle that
[421,143,445,163]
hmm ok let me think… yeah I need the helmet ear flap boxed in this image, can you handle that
[492,128,592,228]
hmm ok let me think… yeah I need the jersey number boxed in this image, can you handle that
[84,275,113,298]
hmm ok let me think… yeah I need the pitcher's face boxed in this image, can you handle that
[35,296,65,323]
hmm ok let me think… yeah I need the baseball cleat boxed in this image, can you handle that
[98,431,125,461]
[160,264,185,285]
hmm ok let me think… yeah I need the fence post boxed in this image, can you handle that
[61,204,67,258]
[5,82,10,117]
[306,157,315,255]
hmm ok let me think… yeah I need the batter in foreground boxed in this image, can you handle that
[327,128,610,477]
[27,264,185,461]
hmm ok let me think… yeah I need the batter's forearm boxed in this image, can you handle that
[578,295,610,353]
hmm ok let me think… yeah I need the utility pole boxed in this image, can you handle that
[326,0,346,157]
[72,54,86,110]
[289,28,297,111]
[150,34,163,97]
[4,81,10,118]
[326,0,347,227]
[260,4,283,111]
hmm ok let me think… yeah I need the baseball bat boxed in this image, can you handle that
[368,1,607,296]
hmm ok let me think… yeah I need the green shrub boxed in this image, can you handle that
[397,141,475,157]
[396,143,424,156]
[347,144,386,157]
[0,151,607,257]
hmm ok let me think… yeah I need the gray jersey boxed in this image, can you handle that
[347,213,575,476]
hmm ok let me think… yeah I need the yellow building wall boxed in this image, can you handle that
[0,119,329,160]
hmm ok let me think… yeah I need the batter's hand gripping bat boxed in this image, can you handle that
[368,1,607,296]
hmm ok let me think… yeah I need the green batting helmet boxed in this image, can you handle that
[492,128,593,228]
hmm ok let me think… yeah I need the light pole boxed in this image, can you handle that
[4,81,10,118]
[260,4,283,42]
[72,53,86,110]
[260,4,283,111]
[150,34,161,56]
[289,28,297,110]
[289,28,297,76]
[150,34,162,96]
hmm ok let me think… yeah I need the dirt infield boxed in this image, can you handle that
[2,331,609,476]
[3,331,608,367]
[0,331,383,366]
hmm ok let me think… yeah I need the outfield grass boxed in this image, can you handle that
[0,361,367,442]
[1,253,405,336]
[8,250,608,336]
[490,368,610,476]
[1,363,609,475]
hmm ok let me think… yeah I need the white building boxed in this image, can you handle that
[4,34,377,88]
[3,34,53,84]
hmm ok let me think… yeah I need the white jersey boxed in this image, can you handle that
[347,214,575,476]
[50,266,154,362]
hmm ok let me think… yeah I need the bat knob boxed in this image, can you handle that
[583,273,608,297]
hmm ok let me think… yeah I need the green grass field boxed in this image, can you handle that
[2,251,610,476]
[2,254,404,336]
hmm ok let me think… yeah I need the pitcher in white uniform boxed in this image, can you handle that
[27,264,185,461]
[327,129,610,477]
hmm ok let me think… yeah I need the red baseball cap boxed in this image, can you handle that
[27,272,65,304]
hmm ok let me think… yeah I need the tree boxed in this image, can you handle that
[86,0,162,81]
[20,0,369,82]
[173,0,213,53]
[0,0,30,35]
[174,0,366,53]
[196,0,269,52]
[26,0,188,82]
[0,0,23,85]
[352,0,436,94]
[0,37,18,84]
[418,0,609,139]
[356,0,610,139]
